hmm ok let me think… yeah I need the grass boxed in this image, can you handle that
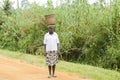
[0,49,120,80]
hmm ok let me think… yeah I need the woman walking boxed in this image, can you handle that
[43,25,60,78]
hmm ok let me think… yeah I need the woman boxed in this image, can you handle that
[43,25,60,78]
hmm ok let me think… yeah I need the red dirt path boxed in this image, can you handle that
[0,56,91,80]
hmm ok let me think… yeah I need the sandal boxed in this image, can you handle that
[48,75,51,78]
[52,75,57,78]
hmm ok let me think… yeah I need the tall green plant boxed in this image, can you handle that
[2,0,13,16]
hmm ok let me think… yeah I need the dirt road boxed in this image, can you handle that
[0,56,90,80]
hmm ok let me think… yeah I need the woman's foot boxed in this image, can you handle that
[48,75,51,78]
[52,74,57,78]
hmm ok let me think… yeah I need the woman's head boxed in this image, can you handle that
[48,25,54,34]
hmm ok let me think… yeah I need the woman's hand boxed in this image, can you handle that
[44,52,47,56]
[57,50,60,55]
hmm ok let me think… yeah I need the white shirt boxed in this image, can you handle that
[44,32,60,52]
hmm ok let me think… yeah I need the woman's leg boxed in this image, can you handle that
[52,65,56,77]
[48,66,51,78]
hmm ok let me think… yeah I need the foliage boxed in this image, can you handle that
[2,0,13,16]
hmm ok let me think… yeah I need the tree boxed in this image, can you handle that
[0,8,5,25]
[47,0,53,8]
[2,0,12,16]
[17,0,20,8]
[21,0,29,9]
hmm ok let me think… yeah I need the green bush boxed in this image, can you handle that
[104,43,120,71]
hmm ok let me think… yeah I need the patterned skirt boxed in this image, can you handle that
[46,51,58,66]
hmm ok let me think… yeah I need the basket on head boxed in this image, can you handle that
[45,14,56,25]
